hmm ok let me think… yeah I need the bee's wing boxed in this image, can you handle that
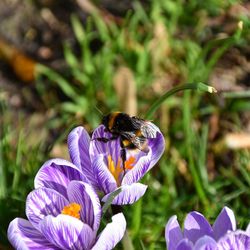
[121,131,149,153]
[131,117,158,138]
[140,122,158,138]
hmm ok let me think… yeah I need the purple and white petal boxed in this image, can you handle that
[92,155,117,193]
[68,127,98,189]
[121,155,150,185]
[184,211,213,244]
[26,187,68,229]
[8,218,59,250]
[90,125,121,166]
[165,215,183,250]
[40,214,95,250]
[213,206,236,241]
[67,181,101,231]
[102,183,147,205]
[217,231,250,250]
[194,236,217,250]
[34,158,88,198]
[246,223,250,236]
[91,213,126,250]
[122,131,165,185]
[176,239,194,250]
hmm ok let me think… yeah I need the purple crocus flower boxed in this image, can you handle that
[89,124,165,204]
[165,206,250,250]
[8,180,126,250]
[34,125,164,205]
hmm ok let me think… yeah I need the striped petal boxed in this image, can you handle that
[68,127,98,189]
[165,215,183,250]
[40,214,95,250]
[184,211,213,244]
[217,231,250,250]
[92,213,126,250]
[92,154,117,194]
[213,206,236,241]
[8,218,59,250]
[34,158,88,198]
[26,187,68,229]
[102,183,147,205]
[122,129,165,185]
[90,125,121,168]
[67,181,101,231]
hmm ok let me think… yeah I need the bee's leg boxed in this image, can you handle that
[92,135,119,143]
[120,145,127,176]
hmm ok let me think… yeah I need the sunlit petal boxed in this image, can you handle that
[40,214,95,250]
[67,181,101,231]
[92,213,126,250]
[184,211,213,244]
[165,215,183,250]
[26,187,68,229]
[34,158,88,198]
[213,206,236,241]
[102,183,147,205]
[8,218,59,250]
[68,127,98,189]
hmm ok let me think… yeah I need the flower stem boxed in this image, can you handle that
[145,82,216,119]
[111,205,134,250]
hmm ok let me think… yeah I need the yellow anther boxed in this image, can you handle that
[61,203,81,219]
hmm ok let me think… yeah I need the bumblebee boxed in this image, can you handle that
[96,112,158,170]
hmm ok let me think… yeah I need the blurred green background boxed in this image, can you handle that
[0,0,250,249]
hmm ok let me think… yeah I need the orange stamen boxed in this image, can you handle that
[61,203,81,219]
[125,156,136,170]
[108,155,136,185]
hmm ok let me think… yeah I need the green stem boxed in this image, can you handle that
[131,198,142,240]
[145,82,216,119]
[111,205,134,250]
[122,230,134,250]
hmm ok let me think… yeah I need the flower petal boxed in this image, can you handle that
[8,218,59,250]
[176,239,193,250]
[68,127,98,189]
[217,231,250,250]
[90,125,121,165]
[67,181,101,231]
[184,211,213,244]
[26,187,68,229]
[194,236,217,250]
[92,213,126,250]
[40,214,95,250]
[122,129,165,185]
[165,215,183,250]
[34,158,88,197]
[246,223,250,236]
[92,154,117,193]
[213,206,236,241]
[102,183,147,205]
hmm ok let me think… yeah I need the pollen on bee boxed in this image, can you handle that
[61,203,81,219]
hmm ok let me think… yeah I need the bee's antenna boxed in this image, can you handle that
[94,106,104,117]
